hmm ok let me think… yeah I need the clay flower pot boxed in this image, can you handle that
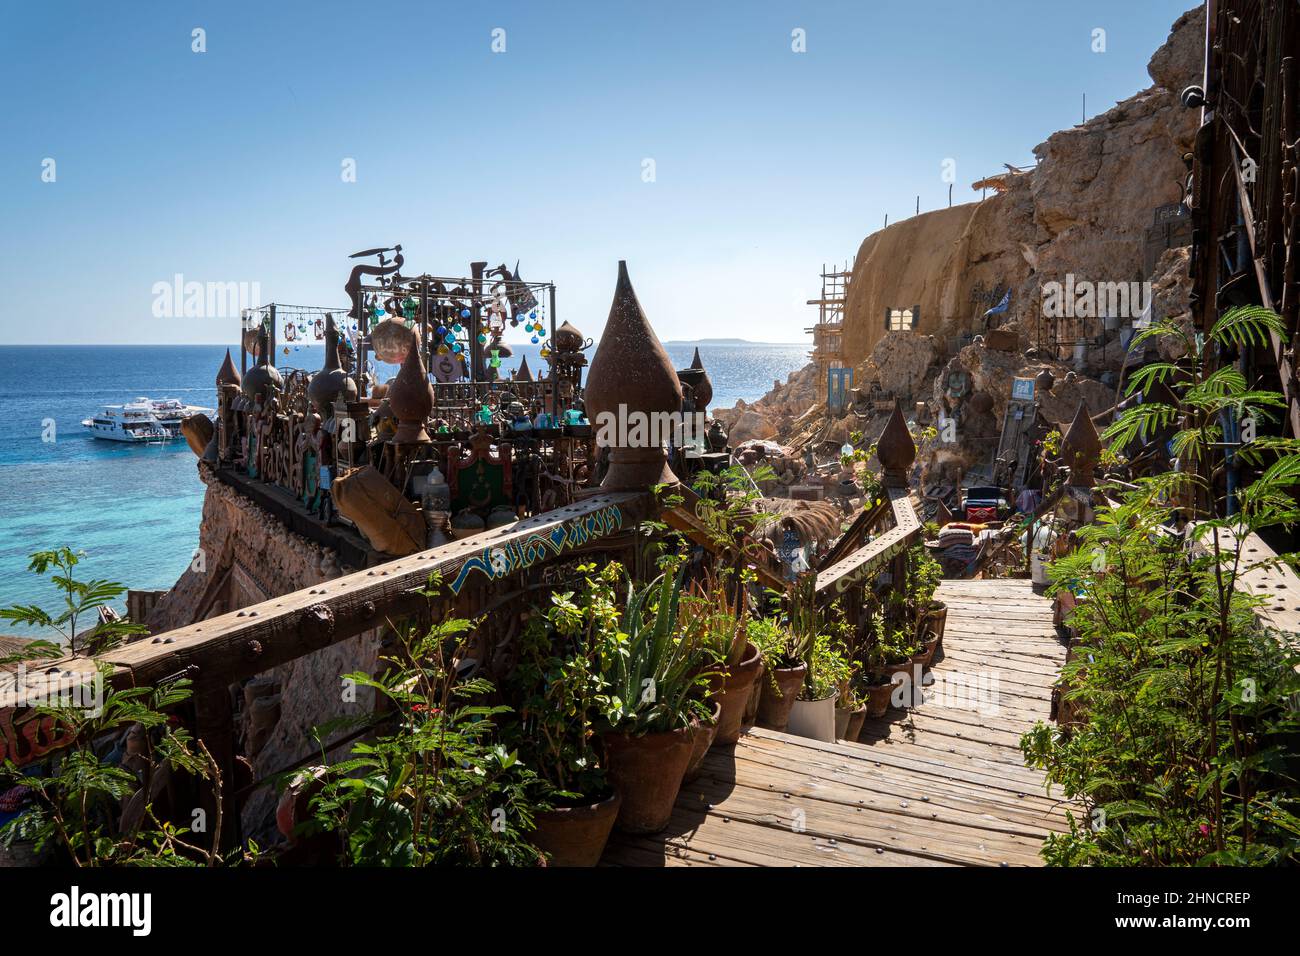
[743,659,765,733]
[834,705,851,741]
[531,790,622,867]
[864,678,895,718]
[845,704,868,742]
[923,600,948,656]
[683,700,723,783]
[714,641,762,746]
[757,662,808,733]
[602,726,692,834]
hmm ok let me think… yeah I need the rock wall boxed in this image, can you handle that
[144,465,380,845]
[840,6,1204,366]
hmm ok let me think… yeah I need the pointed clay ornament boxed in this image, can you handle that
[388,338,434,444]
[584,261,683,489]
[877,402,916,488]
[1061,402,1102,487]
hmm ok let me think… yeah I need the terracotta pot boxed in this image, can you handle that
[921,634,939,667]
[742,659,765,733]
[865,679,894,718]
[715,642,761,746]
[531,790,622,867]
[602,726,692,834]
[757,662,807,732]
[845,704,868,741]
[924,601,947,657]
[683,701,723,782]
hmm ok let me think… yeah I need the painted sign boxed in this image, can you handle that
[0,709,75,768]
[448,502,625,594]
[1011,377,1036,402]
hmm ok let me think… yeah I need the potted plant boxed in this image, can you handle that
[841,678,869,741]
[863,622,916,716]
[506,567,622,867]
[787,632,851,742]
[679,571,758,748]
[747,617,810,733]
[595,562,711,834]
[907,545,946,658]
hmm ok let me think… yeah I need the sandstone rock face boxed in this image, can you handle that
[1149,245,1193,361]
[735,5,1203,460]
[715,361,820,445]
[856,332,938,400]
[728,408,778,445]
[839,6,1203,367]
[144,466,380,845]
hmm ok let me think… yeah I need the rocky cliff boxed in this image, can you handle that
[843,5,1204,368]
[718,5,1204,453]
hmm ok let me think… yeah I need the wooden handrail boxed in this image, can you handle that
[0,492,650,734]
[814,487,920,599]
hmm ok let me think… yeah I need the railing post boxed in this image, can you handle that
[193,682,239,854]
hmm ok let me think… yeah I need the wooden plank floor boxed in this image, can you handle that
[602,578,1075,867]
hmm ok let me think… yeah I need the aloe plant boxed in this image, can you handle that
[596,562,711,735]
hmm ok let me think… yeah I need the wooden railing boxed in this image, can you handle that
[814,487,921,600]
[0,491,650,770]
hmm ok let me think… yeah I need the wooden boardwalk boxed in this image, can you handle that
[602,578,1075,867]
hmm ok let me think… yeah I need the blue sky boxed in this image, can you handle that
[0,0,1197,345]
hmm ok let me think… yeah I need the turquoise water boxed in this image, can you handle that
[0,342,805,630]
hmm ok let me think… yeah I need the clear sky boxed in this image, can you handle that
[0,0,1198,345]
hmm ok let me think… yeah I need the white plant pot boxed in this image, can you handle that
[787,691,839,742]
[1030,551,1052,586]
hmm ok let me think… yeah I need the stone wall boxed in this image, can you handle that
[143,465,380,845]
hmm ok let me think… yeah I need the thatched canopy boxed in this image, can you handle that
[0,635,37,672]
[751,498,844,547]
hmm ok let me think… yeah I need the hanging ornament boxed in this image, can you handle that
[452,343,463,353]
[529,311,537,320]
[283,346,290,356]
[531,336,539,344]
[437,344,450,355]
[477,333,488,344]
[460,308,471,319]
[452,323,463,334]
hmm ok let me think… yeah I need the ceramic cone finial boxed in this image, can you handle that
[217,348,241,387]
[1062,402,1101,487]
[877,401,916,487]
[584,261,682,490]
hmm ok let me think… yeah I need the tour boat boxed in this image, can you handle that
[81,399,197,443]
[144,397,215,436]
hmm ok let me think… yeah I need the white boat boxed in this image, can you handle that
[82,397,215,443]
[143,397,214,436]
[82,400,173,443]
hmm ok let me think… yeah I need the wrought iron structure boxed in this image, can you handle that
[1188,0,1300,514]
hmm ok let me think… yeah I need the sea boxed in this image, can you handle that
[0,341,806,632]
